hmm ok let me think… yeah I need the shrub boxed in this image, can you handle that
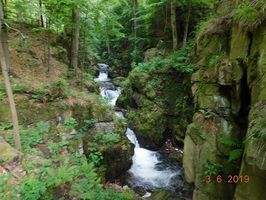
[233,0,266,29]
[134,42,194,73]
[93,132,120,147]
[7,121,49,153]
[64,117,78,129]
[48,78,70,99]
[201,162,222,176]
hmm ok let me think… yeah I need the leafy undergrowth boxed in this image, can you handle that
[0,25,133,200]
[0,25,98,105]
[0,118,133,200]
[132,41,194,74]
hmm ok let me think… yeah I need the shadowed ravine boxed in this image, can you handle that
[95,64,185,198]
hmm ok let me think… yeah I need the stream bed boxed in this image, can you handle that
[95,64,187,198]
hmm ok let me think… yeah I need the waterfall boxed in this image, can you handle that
[126,128,139,148]
[95,63,183,196]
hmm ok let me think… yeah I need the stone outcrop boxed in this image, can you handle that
[117,50,192,148]
[183,2,266,199]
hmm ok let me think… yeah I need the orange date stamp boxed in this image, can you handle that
[206,175,250,183]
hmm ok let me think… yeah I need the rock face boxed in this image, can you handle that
[117,49,192,148]
[84,117,133,181]
[183,2,266,199]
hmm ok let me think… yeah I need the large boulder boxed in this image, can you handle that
[118,65,192,148]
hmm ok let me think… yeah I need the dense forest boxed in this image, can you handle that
[0,0,265,199]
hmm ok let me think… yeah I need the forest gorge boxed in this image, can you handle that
[0,0,265,199]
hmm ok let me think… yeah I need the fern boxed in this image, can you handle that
[228,149,243,162]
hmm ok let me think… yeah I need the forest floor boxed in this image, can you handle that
[0,25,134,200]
[6,24,67,88]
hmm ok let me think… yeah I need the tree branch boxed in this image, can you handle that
[4,22,25,39]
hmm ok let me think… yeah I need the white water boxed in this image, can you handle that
[95,64,182,194]
[100,87,121,106]
[95,71,110,82]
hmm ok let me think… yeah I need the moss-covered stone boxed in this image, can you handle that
[183,3,266,200]
[183,135,196,183]
[229,26,249,61]
[0,136,21,165]
[103,141,133,180]
[118,63,192,147]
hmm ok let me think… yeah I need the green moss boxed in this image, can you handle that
[0,137,20,165]
[187,124,206,145]
[230,26,250,62]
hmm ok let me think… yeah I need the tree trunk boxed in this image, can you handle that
[132,0,137,48]
[163,4,168,34]
[183,0,191,47]
[106,37,111,54]
[39,0,45,28]
[0,2,21,151]
[171,0,178,51]
[1,15,9,73]
[70,7,80,73]
[105,19,111,54]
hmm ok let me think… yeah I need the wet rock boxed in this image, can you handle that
[103,142,133,180]
[148,190,184,200]
[160,140,183,163]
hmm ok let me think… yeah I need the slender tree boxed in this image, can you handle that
[0,1,21,151]
[171,0,178,51]
[183,0,191,47]
[132,0,137,48]
[70,6,80,74]
[39,0,46,28]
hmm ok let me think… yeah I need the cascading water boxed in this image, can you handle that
[95,64,184,197]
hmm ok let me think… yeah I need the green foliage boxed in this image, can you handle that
[93,132,120,147]
[233,0,266,29]
[0,122,13,131]
[20,177,47,200]
[228,149,243,162]
[78,119,96,136]
[0,155,103,200]
[64,117,78,129]
[7,121,49,153]
[48,78,70,98]
[201,162,222,176]
[219,135,244,166]
[0,81,29,99]
[135,42,194,73]
[88,150,104,167]
[91,189,133,200]
[219,135,242,148]
[0,174,18,200]
[167,41,195,73]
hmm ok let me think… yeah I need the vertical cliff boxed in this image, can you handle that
[183,1,266,199]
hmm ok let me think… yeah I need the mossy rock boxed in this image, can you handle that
[103,142,133,180]
[112,76,126,87]
[186,124,206,145]
[183,135,196,183]
[148,190,172,200]
[234,161,266,200]
[0,136,21,165]
[230,26,250,61]
[126,106,167,148]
